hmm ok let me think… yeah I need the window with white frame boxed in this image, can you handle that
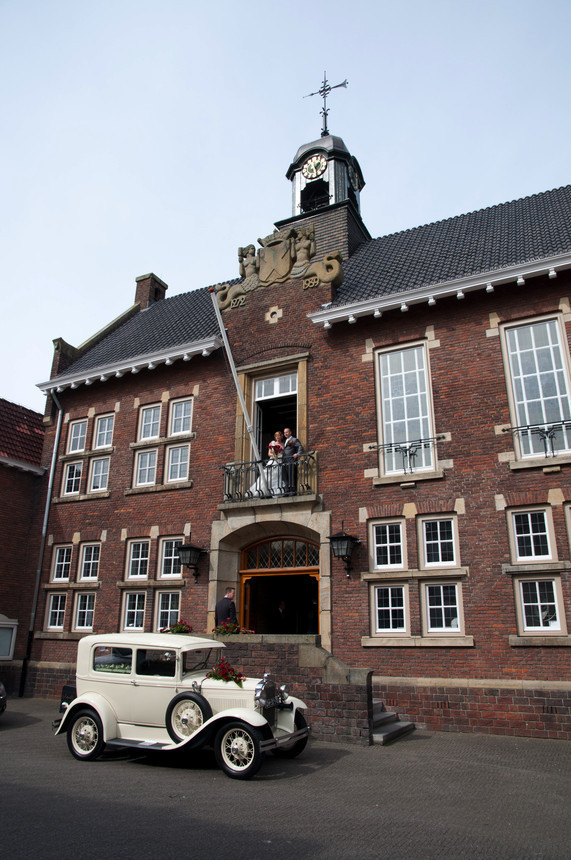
[377,344,435,475]
[504,318,571,458]
[420,518,457,567]
[511,510,552,561]
[80,544,100,579]
[52,545,72,580]
[75,593,95,630]
[374,584,408,633]
[89,457,109,492]
[139,405,161,440]
[135,450,157,486]
[514,577,566,634]
[160,539,182,577]
[423,582,462,632]
[166,445,189,482]
[371,521,405,569]
[157,592,180,630]
[63,462,82,495]
[169,399,193,435]
[124,593,146,630]
[68,419,87,453]
[127,540,150,579]
[47,594,66,629]
[94,414,114,448]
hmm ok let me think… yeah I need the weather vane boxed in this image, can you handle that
[304,71,348,138]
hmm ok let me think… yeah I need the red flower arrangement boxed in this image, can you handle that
[213,622,255,635]
[206,655,246,687]
[268,441,283,458]
[161,620,193,634]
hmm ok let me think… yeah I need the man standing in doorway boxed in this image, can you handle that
[283,427,302,495]
[215,587,238,627]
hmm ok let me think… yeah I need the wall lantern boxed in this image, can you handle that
[176,543,206,583]
[328,524,360,578]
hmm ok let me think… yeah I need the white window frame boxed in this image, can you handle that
[369,519,406,570]
[79,544,100,580]
[135,449,157,486]
[52,545,72,581]
[123,592,146,631]
[75,592,96,631]
[508,507,555,563]
[89,457,110,492]
[421,581,464,634]
[255,372,297,401]
[63,461,82,495]
[502,316,571,459]
[156,591,181,630]
[376,342,436,476]
[372,583,409,634]
[139,404,161,441]
[47,593,66,630]
[166,444,189,482]
[94,414,114,449]
[127,540,150,579]
[67,419,87,453]
[513,576,567,636]
[160,538,183,578]
[418,516,458,568]
[169,398,193,436]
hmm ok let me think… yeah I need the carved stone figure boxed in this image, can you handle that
[257,228,296,286]
[302,251,344,289]
[290,225,316,279]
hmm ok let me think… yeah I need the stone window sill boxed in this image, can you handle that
[361,635,474,647]
[125,481,193,495]
[373,469,444,488]
[509,635,571,646]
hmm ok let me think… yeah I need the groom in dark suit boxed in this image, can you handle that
[282,427,303,495]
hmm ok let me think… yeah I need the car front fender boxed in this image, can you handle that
[54,692,118,741]
[164,707,271,751]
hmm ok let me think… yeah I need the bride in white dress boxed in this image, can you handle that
[250,431,285,497]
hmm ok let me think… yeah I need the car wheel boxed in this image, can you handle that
[66,709,105,761]
[272,710,309,759]
[166,692,213,742]
[214,721,263,780]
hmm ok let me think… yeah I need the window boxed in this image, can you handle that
[124,593,146,630]
[157,592,180,630]
[170,399,193,435]
[166,445,189,482]
[513,577,567,635]
[139,405,161,440]
[160,539,182,577]
[420,518,457,567]
[377,344,435,475]
[75,593,95,630]
[47,594,66,629]
[63,462,82,495]
[423,582,461,632]
[80,544,100,580]
[89,457,109,492]
[374,585,407,632]
[68,419,87,453]
[52,546,72,580]
[127,541,150,579]
[511,510,551,561]
[371,521,405,569]
[504,318,571,458]
[135,450,157,486]
[94,414,114,448]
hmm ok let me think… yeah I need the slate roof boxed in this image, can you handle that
[335,185,571,307]
[0,399,44,467]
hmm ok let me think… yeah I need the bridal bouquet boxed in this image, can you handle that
[268,441,283,459]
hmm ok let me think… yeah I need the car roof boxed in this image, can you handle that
[79,633,225,652]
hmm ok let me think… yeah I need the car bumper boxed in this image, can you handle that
[260,724,310,752]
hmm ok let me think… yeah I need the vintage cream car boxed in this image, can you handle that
[54,632,309,779]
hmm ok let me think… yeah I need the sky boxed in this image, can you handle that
[1,0,570,412]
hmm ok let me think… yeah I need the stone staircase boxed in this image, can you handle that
[371,699,415,745]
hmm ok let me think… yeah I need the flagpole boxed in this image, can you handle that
[209,287,270,496]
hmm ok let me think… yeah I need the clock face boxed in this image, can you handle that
[348,163,359,191]
[302,154,327,180]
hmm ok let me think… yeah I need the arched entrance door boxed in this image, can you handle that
[240,538,319,634]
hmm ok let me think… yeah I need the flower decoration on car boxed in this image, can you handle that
[206,655,247,687]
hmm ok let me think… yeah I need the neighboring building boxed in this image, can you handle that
[0,399,44,689]
[20,130,571,736]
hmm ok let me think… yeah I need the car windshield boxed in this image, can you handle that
[182,647,222,675]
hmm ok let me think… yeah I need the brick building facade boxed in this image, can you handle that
[13,132,571,738]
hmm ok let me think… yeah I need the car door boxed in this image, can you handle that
[128,647,179,728]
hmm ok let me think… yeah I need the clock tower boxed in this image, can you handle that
[286,134,365,217]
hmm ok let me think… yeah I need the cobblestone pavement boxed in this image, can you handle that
[1,698,569,859]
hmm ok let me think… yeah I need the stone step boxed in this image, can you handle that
[371,699,415,745]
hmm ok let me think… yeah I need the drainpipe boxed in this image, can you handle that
[19,389,63,696]
[209,287,269,496]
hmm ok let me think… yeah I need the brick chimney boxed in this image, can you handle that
[135,273,168,309]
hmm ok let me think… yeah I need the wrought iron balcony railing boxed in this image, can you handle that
[502,420,571,458]
[369,435,445,475]
[222,452,317,502]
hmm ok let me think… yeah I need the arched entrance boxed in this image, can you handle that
[240,537,319,634]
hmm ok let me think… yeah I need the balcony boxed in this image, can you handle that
[222,452,317,502]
